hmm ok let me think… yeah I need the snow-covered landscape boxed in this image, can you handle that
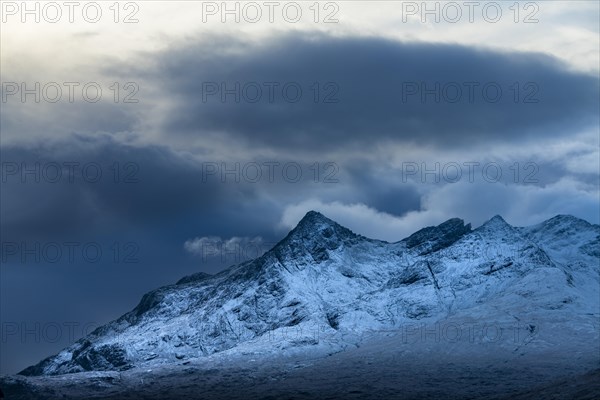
[2,211,598,399]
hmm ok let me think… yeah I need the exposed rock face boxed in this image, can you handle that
[176,272,212,285]
[19,212,600,376]
[403,217,472,254]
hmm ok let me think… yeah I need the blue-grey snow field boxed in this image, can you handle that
[2,211,599,399]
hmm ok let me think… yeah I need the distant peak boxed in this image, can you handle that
[530,214,595,232]
[546,214,589,225]
[490,215,505,222]
[477,214,512,232]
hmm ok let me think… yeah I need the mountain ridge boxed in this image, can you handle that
[19,211,599,377]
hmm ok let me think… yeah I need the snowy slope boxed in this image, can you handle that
[19,211,600,377]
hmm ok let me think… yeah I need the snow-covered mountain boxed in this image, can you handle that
[19,211,600,378]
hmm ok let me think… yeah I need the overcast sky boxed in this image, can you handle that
[1,0,599,374]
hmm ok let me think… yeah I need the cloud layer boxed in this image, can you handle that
[145,34,599,151]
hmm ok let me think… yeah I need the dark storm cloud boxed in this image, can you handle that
[0,134,289,245]
[146,33,599,150]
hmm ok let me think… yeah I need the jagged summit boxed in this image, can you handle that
[486,214,510,226]
[489,214,506,222]
[402,218,471,255]
[270,211,363,265]
[294,210,338,230]
[282,210,363,244]
[476,214,512,232]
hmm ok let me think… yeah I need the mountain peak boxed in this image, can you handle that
[272,211,362,263]
[402,218,471,255]
[483,214,510,227]
[291,210,342,234]
[490,214,506,222]
[545,214,592,227]
[475,215,514,235]
[524,214,598,237]
[290,210,350,236]
[298,210,331,224]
